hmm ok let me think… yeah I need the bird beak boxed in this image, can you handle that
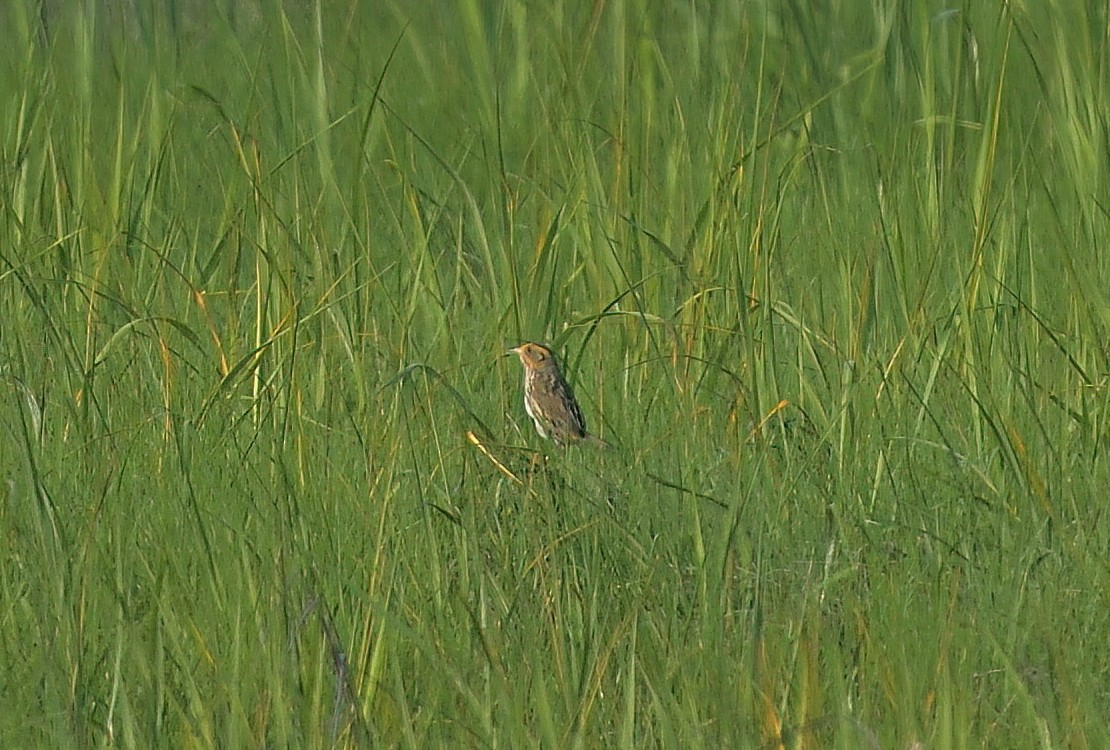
[506,346,521,357]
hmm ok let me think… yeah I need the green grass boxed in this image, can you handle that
[1,0,1107,747]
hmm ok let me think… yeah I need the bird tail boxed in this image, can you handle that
[585,433,611,449]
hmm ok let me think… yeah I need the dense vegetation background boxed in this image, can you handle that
[1,1,1106,746]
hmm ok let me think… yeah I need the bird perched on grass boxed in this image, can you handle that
[509,342,608,447]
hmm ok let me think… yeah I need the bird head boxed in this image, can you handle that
[509,342,558,372]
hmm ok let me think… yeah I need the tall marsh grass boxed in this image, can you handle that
[1,1,1107,747]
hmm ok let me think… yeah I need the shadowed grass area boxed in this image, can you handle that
[1,1,1107,747]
